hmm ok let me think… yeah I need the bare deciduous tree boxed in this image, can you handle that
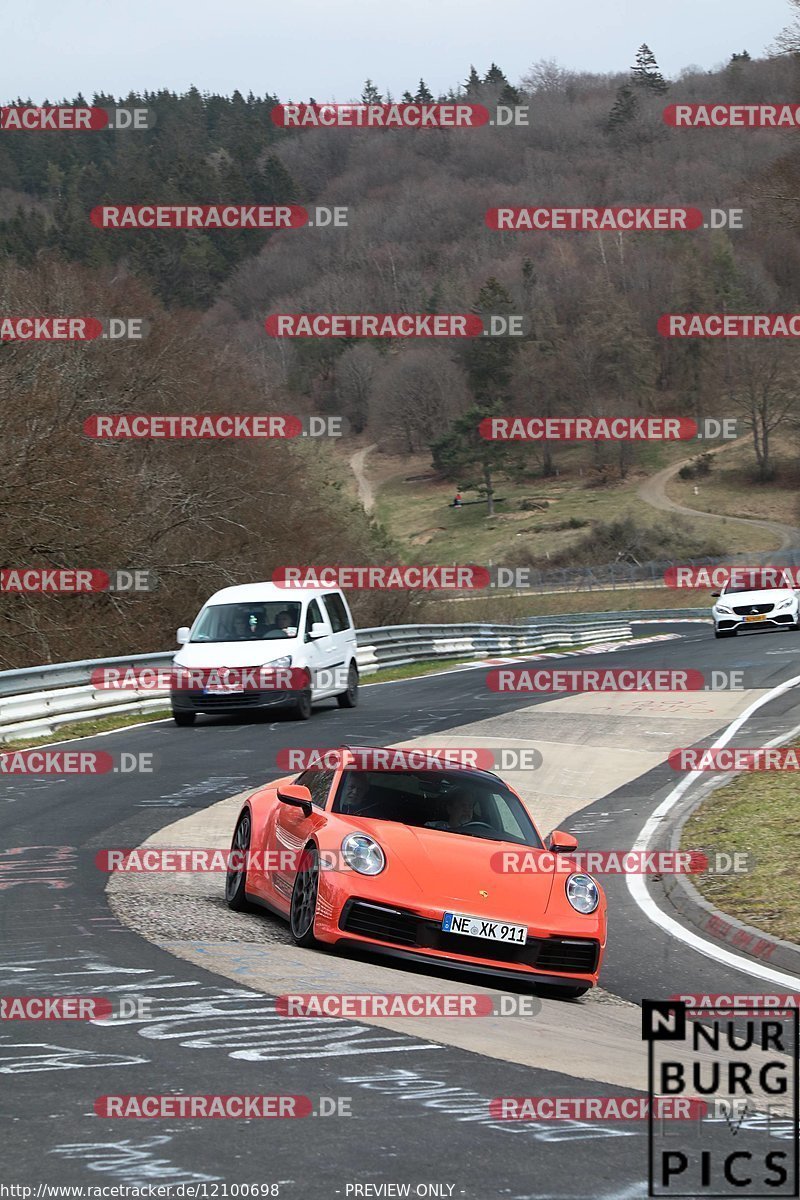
[771,0,800,54]
[368,348,469,453]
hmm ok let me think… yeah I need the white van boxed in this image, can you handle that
[170,582,359,725]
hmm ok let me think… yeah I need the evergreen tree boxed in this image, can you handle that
[361,79,383,103]
[630,44,668,92]
[464,65,482,94]
[431,403,513,518]
[428,278,523,517]
[463,278,520,407]
[605,84,638,134]
[484,63,508,86]
[415,79,434,102]
[726,51,751,78]
[500,81,522,105]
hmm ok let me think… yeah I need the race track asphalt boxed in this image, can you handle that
[2,622,798,1198]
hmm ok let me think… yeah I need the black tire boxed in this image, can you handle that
[539,983,590,1000]
[714,629,736,639]
[290,690,313,721]
[337,663,359,709]
[289,844,320,947]
[172,709,196,726]
[557,985,590,999]
[225,810,253,911]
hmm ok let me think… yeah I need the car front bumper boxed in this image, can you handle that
[322,896,604,985]
[714,611,796,632]
[170,688,302,715]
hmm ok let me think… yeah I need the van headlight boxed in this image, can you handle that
[777,598,795,611]
[262,655,292,668]
[341,833,385,875]
[566,873,599,914]
[715,605,732,615]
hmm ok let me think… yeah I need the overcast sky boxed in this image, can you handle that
[3,0,792,104]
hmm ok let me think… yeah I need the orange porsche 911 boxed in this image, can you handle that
[225,747,607,997]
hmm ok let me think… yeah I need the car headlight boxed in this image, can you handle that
[341,833,385,875]
[777,598,794,611]
[262,655,292,669]
[715,605,732,615]
[566,873,599,914]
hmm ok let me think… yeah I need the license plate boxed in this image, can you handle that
[204,681,244,694]
[744,614,766,623]
[441,911,527,945]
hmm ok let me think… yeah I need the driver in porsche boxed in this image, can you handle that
[340,772,373,814]
[425,786,476,831]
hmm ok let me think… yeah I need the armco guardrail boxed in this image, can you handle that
[0,651,175,745]
[0,610,706,744]
[460,551,800,595]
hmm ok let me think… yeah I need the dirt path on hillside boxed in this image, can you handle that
[637,437,800,550]
[350,436,800,557]
[349,443,378,513]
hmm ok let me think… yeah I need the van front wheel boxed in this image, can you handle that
[290,691,313,721]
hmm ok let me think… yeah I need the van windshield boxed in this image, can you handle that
[190,602,301,642]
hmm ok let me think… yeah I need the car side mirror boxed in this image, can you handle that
[711,592,720,599]
[177,626,191,645]
[307,622,327,640]
[277,783,313,817]
[549,830,578,853]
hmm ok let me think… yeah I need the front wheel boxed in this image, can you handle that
[290,690,313,721]
[714,629,736,639]
[337,663,359,708]
[289,844,320,947]
[172,709,196,726]
[225,811,253,911]
[555,985,590,999]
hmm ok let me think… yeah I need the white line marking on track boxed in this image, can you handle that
[626,672,800,987]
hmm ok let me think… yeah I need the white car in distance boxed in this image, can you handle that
[712,573,800,638]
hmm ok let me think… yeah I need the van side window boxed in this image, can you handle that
[323,593,351,633]
[295,768,336,809]
[305,599,324,640]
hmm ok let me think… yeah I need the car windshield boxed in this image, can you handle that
[331,768,544,847]
[723,582,792,594]
[190,602,301,642]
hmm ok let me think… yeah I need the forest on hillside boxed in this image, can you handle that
[3,35,800,665]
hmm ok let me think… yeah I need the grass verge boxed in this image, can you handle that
[2,708,172,751]
[424,587,710,622]
[681,758,800,944]
[666,442,800,529]
[362,658,474,683]
[367,443,781,567]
